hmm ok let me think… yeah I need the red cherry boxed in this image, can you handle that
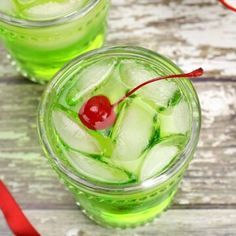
[79,95,116,130]
[79,68,204,130]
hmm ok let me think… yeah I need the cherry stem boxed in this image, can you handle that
[112,67,204,107]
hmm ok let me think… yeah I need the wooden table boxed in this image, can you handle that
[1,1,236,235]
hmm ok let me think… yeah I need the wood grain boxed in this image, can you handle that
[0,81,235,209]
[1,209,236,236]
[108,0,236,78]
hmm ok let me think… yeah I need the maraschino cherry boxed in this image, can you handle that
[79,67,204,130]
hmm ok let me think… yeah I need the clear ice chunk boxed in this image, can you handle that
[0,0,15,15]
[92,64,128,104]
[111,98,156,174]
[66,58,117,106]
[52,109,101,155]
[140,140,179,181]
[120,60,179,108]
[159,99,191,138]
[66,150,130,183]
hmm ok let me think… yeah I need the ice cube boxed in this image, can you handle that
[18,0,87,20]
[110,157,143,177]
[66,58,117,106]
[111,98,157,174]
[92,63,128,104]
[0,0,15,15]
[159,99,191,138]
[65,150,130,183]
[120,60,156,87]
[140,139,179,181]
[52,109,101,155]
[120,60,180,109]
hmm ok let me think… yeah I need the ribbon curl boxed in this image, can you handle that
[0,180,40,236]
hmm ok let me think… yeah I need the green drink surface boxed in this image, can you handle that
[48,56,192,186]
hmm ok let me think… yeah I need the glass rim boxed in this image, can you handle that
[38,46,201,193]
[0,0,99,28]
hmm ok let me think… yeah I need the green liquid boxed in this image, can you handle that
[38,47,201,228]
[0,0,109,83]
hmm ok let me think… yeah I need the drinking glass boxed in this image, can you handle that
[0,0,110,83]
[38,46,201,228]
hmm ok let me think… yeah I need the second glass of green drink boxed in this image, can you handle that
[38,46,202,228]
[0,0,110,83]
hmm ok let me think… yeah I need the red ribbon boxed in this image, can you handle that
[0,180,40,236]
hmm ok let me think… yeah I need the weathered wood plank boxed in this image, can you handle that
[0,0,236,80]
[0,81,235,209]
[108,0,236,78]
[1,209,236,236]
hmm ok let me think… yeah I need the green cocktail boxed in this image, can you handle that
[0,0,109,83]
[38,46,201,228]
